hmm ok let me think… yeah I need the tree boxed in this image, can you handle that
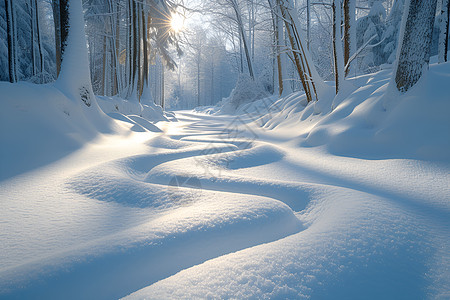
[52,0,62,76]
[55,0,94,106]
[332,0,345,94]
[4,0,16,82]
[230,0,255,79]
[343,0,355,76]
[278,0,323,102]
[438,0,450,63]
[394,0,438,93]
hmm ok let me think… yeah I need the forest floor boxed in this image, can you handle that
[1,109,449,299]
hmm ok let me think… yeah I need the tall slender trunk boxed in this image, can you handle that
[306,0,310,49]
[332,0,345,94]
[4,0,15,82]
[34,0,44,80]
[136,2,142,100]
[268,0,283,95]
[52,0,61,76]
[102,35,107,95]
[30,0,36,77]
[142,8,149,92]
[438,0,450,63]
[131,0,138,98]
[161,66,164,108]
[343,0,355,76]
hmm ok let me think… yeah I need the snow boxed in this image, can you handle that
[1,62,450,299]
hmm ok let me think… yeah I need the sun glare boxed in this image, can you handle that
[170,13,185,33]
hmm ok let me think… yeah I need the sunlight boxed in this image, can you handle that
[170,12,185,33]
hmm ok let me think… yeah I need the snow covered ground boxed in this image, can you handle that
[1,63,449,299]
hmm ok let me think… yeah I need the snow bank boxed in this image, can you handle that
[0,82,112,180]
[97,95,176,123]
[0,81,173,181]
[233,62,450,161]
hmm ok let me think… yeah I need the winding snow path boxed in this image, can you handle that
[1,111,449,299]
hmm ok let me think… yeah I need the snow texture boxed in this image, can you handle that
[1,60,449,299]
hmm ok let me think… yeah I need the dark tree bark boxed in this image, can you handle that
[343,0,355,76]
[395,0,438,92]
[59,0,70,57]
[438,0,450,63]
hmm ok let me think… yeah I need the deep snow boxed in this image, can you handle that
[0,62,449,299]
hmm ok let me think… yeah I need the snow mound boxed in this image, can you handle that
[97,95,176,122]
[0,82,112,181]
[215,74,269,114]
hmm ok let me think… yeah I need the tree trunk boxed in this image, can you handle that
[306,0,310,49]
[268,0,284,96]
[332,0,345,94]
[438,0,450,63]
[137,2,142,100]
[395,0,438,92]
[34,0,44,80]
[142,8,148,94]
[343,0,356,76]
[30,0,36,77]
[52,0,61,76]
[102,35,107,95]
[4,0,15,83]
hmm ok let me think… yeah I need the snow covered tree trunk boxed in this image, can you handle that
[4,0,16,83]
[332,0,345,94]
[56,0,94,107]
[395,0,438,93]
[438,0,450,63]
[343,0,356,76]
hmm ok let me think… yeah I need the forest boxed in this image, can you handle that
[0,0,449,299]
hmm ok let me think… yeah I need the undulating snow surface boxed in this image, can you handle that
[1,63,449,299]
